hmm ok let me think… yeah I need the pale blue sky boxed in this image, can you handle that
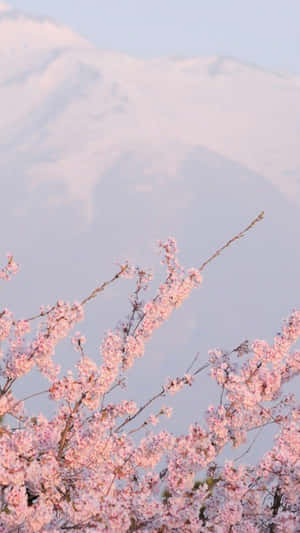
[7,0,300,74]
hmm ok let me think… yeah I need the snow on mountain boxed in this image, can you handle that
[0,5,300,220]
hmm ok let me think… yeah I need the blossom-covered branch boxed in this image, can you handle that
[0,212,299,532]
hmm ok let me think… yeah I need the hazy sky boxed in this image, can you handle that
[7,0,300,74]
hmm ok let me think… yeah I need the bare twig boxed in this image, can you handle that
[234,426,264,462]
[15,389,50,406]
[12,264,128,325]
[80,265,128,306]
[185,351,201,374]
[198,211,264,272]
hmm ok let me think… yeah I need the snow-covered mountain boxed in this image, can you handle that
[1,2,300,220]
[0,3,299,454]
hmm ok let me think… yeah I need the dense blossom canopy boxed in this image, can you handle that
[0,229,299,532]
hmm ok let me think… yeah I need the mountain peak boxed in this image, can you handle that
[0,5,299,218]
[0,3,92,52]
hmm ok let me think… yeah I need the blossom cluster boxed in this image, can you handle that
[0,254,18,282]
[0,239,299,532]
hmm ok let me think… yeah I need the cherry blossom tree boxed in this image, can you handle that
[0,212,299,532]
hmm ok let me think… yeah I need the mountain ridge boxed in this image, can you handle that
[0,3,299,220]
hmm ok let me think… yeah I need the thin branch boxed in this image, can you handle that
[220,385,225,406]
[234,426,264,462]
[15,389,50,406]
[115,359,211,433]
[185,351,201,374]
[80,265,128,306]
[115,388,165,433]
[57,394,86,459]
[12,264,128,325]
[198,211,264,272]
[132,212,264,340]
[192,362,210,376]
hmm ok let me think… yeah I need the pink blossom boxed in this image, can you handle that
[0,243,298,532]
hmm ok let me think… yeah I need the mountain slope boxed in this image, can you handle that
[0,5,300,220]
